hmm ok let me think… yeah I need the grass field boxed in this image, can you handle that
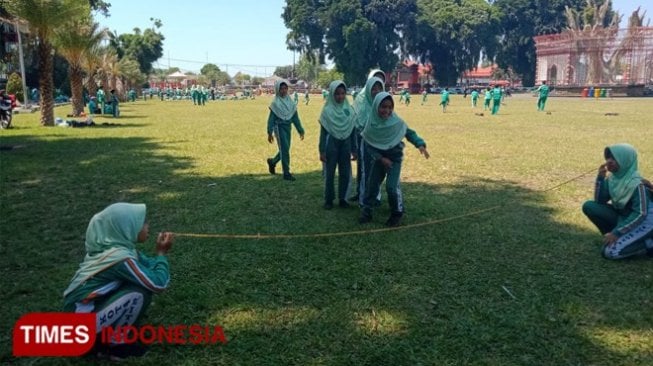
[1,93,652,365]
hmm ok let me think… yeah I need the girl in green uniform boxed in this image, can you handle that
[266,79,305,181]
[582,144,653,259]
[319,80,358,209]
[359,92,430,227]
[63,203,174,360]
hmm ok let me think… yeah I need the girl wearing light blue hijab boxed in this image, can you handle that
[359,92,430,227]
[319,80,357,209]
[582,144,653,259]
[63,203,175,359]
[266,79,305,181]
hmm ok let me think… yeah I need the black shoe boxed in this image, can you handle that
[266,159,276,175]
[283,174,296,181]
[339,199,350,208]
[348,194,359,202]
[385,213,403,227]
[324,202,333,210]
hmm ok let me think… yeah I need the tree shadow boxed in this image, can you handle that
[0,134,651,365]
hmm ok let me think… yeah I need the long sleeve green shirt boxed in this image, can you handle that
[267,111,305,136]
[594,176,651,237]
[63,251,170,311]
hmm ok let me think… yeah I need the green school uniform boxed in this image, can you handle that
[267,79,305,178]
[63,203,170,332]
[537,84,550,111]
[491,87,502,115]
[360,92,426,222]
[319,80,357,204]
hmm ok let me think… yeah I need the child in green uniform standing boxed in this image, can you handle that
[304,90,310,105]
[267,79,305,181]
[353,76,385,203]
[582,144,653,259]
[319,80,357,209]
[293,90,299,105]
[491,85,502,115]
[421,89,428,105]
[63,203,175,360]
[483,87,491,111]
[359,92,430,227]
[470,89,479,108]
[97,87,106,114]
[439,87,450,113]
[536,80,550,111]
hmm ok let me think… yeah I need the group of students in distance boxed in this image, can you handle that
[59,72,651,361]
[266,69,429,227]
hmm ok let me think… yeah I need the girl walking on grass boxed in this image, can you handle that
[266,79,305,181]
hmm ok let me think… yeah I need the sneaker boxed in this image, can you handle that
[339,199,350,208]
[385,213,403,227]
[283,174,296,181]
[266,159,276,175]
[324,202,333,210]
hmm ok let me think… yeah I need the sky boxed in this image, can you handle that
[94,0,652,78]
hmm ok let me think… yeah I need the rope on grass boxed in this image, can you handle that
[174,168,598,240]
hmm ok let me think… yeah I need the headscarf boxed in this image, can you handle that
[361,92,407,150]
[367,69,386,83]
[353,77,385,129]
[319,80,355,140]
[269,79,297,121]
[606,143,643,209]
[64,203,146,297]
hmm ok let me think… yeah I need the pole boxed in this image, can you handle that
[15,21,30,108]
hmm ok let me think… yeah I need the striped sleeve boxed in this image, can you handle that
[116,255,170,293]
[613,184,649,236]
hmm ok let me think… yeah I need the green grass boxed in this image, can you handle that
[1,94,652,365]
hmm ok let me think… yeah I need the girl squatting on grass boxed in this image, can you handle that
[582,144,653,259]
[319,80,358,210]
[266,79,305,181]
[63,203,175,360]
[359,92,430,227]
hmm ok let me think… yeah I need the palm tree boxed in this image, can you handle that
[5,0,87,126]
[81,45,102,97]
[54,15,106,116]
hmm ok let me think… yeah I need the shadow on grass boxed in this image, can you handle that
[0,133,650,365]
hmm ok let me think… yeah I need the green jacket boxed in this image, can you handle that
[267,110,305,136]
[64,251,169,311]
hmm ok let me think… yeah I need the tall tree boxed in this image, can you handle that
[5,0,88,126]
[403,0,501,86]
[118,56,145,91]
[108,18,164,75]
[283,0,417,86]
[54,14,106,116]
[274,65,294,79]
[494,0,586,86]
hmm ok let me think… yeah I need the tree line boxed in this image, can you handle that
[282,0,623,87]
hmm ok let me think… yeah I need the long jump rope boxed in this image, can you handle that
[173,167,604,240]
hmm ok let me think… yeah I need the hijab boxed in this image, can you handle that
[361,92,407,150]
[367,69,386,82]
[353,77,385,129]
[606,143,643,209]
[319,80,355,140]
[269,79,297,121]
[64,203,146,297]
